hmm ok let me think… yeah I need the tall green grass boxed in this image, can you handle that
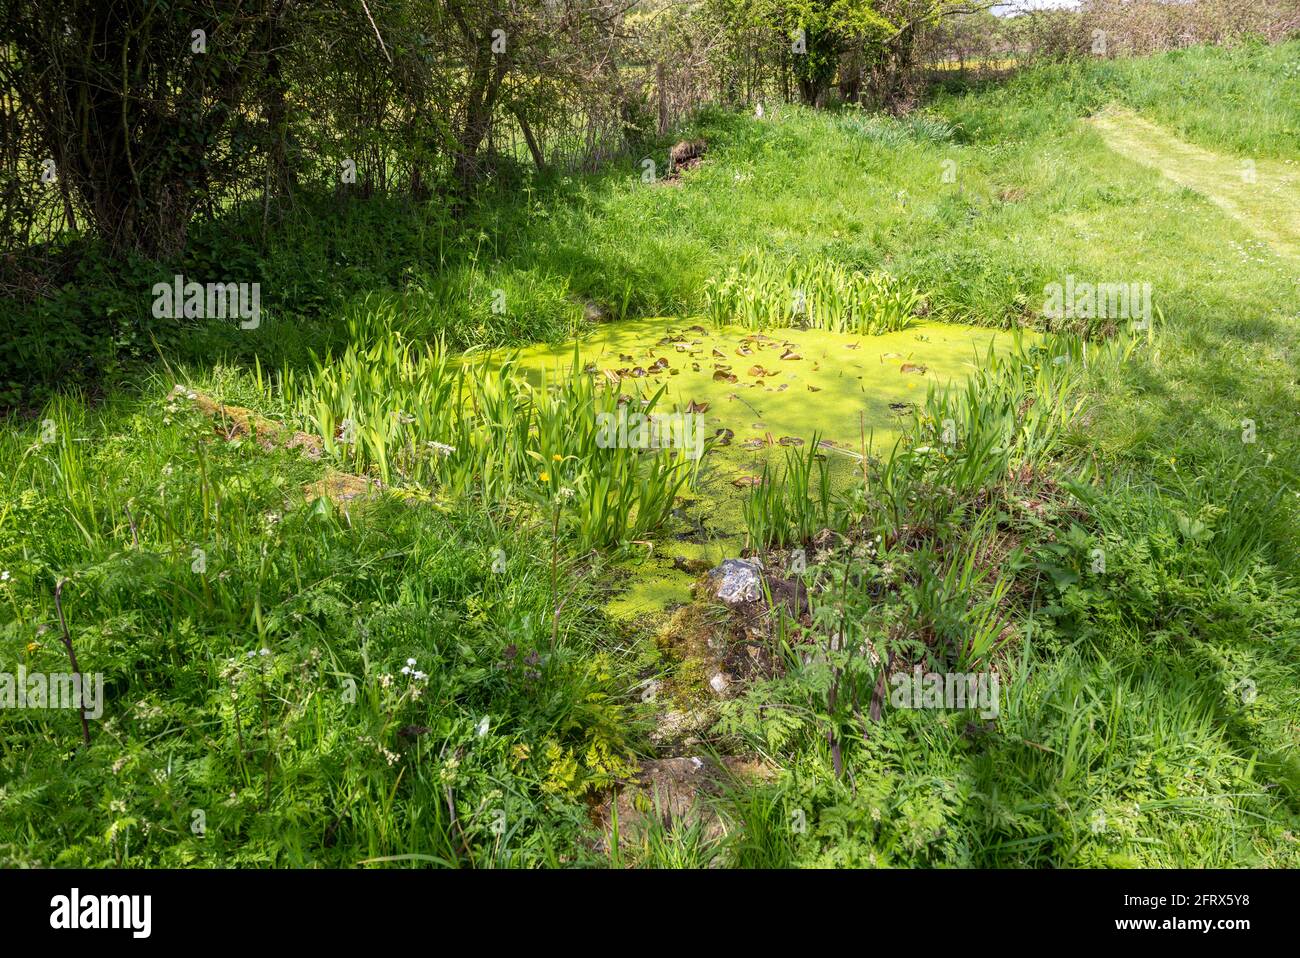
[705,251,924,334]
[0,368,648,867]
[742,438,834,549]
[279,314,700,551]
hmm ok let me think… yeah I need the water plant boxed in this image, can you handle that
[705,251,924,336]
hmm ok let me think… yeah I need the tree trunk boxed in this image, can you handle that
[656,61,669,134]
[511,105,545,172]
[449,14,509,191]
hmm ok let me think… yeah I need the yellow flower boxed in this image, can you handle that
[538,471,550,483]
[511,743,531,764]
[26,642,39,653]
[552,454,562,462]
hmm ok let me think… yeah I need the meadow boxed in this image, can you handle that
[1,39,1298,868]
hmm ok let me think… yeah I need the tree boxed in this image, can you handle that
[772,0,893,106]
[0,1,281,257]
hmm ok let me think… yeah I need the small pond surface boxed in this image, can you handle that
[497,317,1030,618]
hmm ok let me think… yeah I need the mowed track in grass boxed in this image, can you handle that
[1091,107,1300,264]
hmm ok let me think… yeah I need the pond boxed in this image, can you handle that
[499,317,1032,619]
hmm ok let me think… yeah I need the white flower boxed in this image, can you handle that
[476,716,490,737]
[400,666,411,675]
[259,648,270,657]
[0,570,9,582]
[406,657,417,667]
[426,441,456,457]
[413,671,427,681]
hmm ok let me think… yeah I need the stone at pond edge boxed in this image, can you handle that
[708,558,765,606]
[593,755,773,854]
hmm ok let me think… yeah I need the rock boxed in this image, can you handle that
[183,387,324,460]
[594,756,774,852]
[708,558,764,606]
[669,139,707,169]
[651,709,694,745]
[285,430,324,461]
[302,471,380,505]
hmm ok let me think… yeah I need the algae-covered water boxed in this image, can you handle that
[503,317,1029,618]
[511,318,1017,452]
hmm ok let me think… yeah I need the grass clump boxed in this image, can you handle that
[279,316,702,552]
[706,250,925,335]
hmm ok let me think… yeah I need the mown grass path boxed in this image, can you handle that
[1091,107,1300,264]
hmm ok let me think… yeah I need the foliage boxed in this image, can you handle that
[281,317,701,551]
[706,250,923,334]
